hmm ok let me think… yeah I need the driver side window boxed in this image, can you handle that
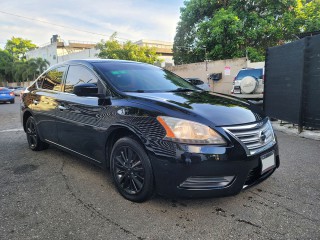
[64,65,98,93]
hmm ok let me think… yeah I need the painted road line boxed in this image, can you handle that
[0,128,24,133]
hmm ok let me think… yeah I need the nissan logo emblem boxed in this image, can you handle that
[259,131,266,143]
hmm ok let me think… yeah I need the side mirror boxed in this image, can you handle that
[73,83,111,105]
[73,83,98,97]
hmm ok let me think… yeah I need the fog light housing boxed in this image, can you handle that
[179,176,235,190]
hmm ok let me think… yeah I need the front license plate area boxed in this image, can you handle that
[261,151,275,174]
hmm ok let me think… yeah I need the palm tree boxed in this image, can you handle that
[35,58,49,74]
[23,58,50,82]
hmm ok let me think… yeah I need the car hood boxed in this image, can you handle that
[125,91,265,126]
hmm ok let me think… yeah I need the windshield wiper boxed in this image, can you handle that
[167,88,196,92]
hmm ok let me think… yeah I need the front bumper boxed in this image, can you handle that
[149,142,279,198]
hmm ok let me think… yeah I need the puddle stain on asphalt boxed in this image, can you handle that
[13,164,38,175]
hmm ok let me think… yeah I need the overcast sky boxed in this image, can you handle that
[0,0,185,48]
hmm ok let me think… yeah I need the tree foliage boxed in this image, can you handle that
[0,48,49,84]
[5,37,37,60]
[1,36,48,85]
[0,50,15,83]
[96,33,162,64]
[174,0,320,64]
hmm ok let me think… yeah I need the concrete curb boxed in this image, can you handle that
[272,121,320,141]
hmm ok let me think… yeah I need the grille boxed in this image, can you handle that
[223,120,276,156]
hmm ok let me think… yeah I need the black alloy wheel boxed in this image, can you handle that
[111,136,154,202]
[26,116,49,151]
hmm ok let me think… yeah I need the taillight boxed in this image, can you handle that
[10,92,14,96]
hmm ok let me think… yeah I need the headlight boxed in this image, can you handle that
[157,116,226,145]
[267,119,276,141]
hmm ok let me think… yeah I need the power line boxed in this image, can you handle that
[0,10,130,41]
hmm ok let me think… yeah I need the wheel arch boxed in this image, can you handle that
[22,110,33,132]
[104,124,147,170]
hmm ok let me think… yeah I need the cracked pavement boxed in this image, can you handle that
[0,99,319,239]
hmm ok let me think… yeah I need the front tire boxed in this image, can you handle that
[110,136,154,202]
[26,116,49,151]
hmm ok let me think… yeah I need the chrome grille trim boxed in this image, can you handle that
[223,120,276,156]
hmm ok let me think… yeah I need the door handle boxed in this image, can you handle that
[58,105,67,111]
[33,100,39,105]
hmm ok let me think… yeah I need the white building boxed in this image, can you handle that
[134,39,174,67]
[26,35,99,66]
[26,35,174,67]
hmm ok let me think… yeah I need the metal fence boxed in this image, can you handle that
[264,35,320,130]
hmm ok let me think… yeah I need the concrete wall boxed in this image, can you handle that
[26,42,58,66]
[166,58,248,94]
[6,81,33,88]
[247,60,265,69]
[57,48,100,63]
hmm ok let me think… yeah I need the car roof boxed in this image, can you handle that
[240,67,263,71]
[63,59,150,66]
[48,59,153,71]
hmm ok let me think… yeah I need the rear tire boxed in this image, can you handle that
[110,136,154,202]
[26,116,49,151]
[10,99,15,104]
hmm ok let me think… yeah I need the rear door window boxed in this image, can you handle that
[37,66,66,91]
[236,69,263,80]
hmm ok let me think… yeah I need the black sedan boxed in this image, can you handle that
[20,59,279,202]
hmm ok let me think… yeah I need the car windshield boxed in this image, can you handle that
[236,69,263,80]
[93,62,197,92]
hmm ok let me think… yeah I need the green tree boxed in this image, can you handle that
[197,8,244,60]
[285,0,320,35]
[1,37,47,84]
[173,0,320,64]
[2,57,49,84]
[96,33,162,64]
[29,58,50,76]
[16,58,49,82]
[0,49,14,84]
[5,37,37,60]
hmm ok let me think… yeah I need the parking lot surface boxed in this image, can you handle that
[1,98,319,239]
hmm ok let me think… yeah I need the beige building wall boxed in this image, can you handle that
[166,58,248,94]
[247,60,265,69]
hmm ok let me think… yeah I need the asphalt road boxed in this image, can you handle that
[1,98,319,240]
